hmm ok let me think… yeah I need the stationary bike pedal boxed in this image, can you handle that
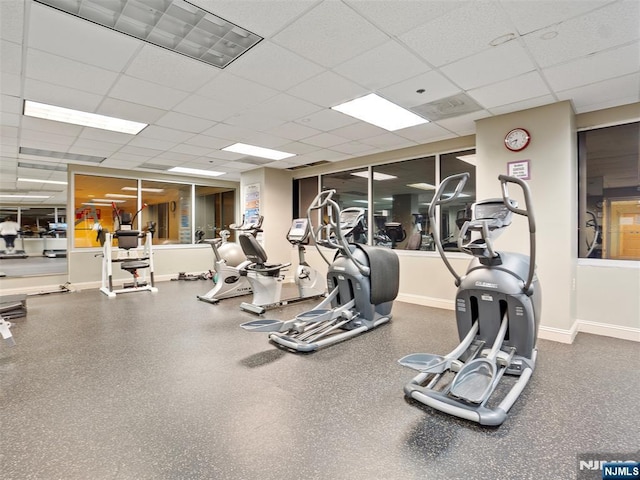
[450,360,463,372]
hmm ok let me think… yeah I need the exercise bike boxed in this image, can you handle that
[238,217,326,315]
[196,217,262,304]
[399,173,540,426]
[240,189,400,353]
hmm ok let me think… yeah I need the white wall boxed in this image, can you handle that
[476,101,578,340]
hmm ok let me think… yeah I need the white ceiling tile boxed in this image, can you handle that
[100,158,143,169]
[191,0,317,38]
[400,1,514,67]
[294,109,357,132]
[330,141,378,155]
[119,145,163,158]
[234,132,292,149]
[468,71,552,109]
[393,122,455,144]
[109,152,155,164]
[0,94,21,114]
[77,128,140,146]
[109,76,190,111]
[21,116,83,136]
[522,0,640,68]
[265,122,322,142]
[287,71,367,108]
[279,141,322,155]
[127,136,179,152]
[197,72,279,109]
[201,123,254,142]
[20,127,76,147]
[26,49,119,96]
[0,112,19,128]
[155,112,217,134]
[250,94,322,121]
[328,122,387,141]
[301,132,350,148]
[1,0,24,43]
[272,1,388,68]
[224,112,287,132]
[434,110,492,136]
[543,43,640,92]
[557,73,640,113]
[378,70,461,107]
[347,0,468,37]
[228,42,324,91]
[23,79,103,113]
[1,40,22,75]
[70,139,121,156]
[153,151,199,163]
[183,134,230,150]
[125,44,219,92]
[98,98,167,125]
[169,144,213,157]
[441,41,537,90]
[333,40,431,91]
[501,0,617,35]
[488,95,556,116]
[137,126,195,144]
[173,94,239,121]
[29,3,141,72]
[1,72,20,96]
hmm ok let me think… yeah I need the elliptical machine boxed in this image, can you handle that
[238,217,326,315]
[399,174,541,426]
[240,189,400,353]
[196,216,262,304]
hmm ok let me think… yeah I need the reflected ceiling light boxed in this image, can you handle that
[456,154,477,166]
[121,187,165,193]
[24,100,147,134]
[331,93,428,131]
[168,166,225,177]
[17,177,67,185]
[222,143,295,160]
[351,171,397,181]
[0,194,51,199]
[34,0,262,69]
[443,192,470,199]
[407,182,436,190]
[353,200,369,204]
[91,198,126,203]
[105,193,138,198]
[82,202,114,207]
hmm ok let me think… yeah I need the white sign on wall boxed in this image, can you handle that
[507,159,530,180]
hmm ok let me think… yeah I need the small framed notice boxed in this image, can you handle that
[507,160,530,180]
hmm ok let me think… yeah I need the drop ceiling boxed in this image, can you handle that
[1,0,639,205]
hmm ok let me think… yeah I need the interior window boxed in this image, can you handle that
[372,156,436,250]
[579,122,640,260]
[439,149,477,251]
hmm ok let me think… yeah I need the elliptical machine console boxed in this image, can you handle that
[399,173,540,426]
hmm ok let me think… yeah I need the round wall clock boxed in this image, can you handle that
[504,128,531,152]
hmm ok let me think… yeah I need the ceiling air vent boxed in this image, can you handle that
[287,160,330,171]
[20,147,105,163]
[410,93,482,121]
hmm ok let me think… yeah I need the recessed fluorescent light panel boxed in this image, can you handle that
[122,187,165,193]
[34,0,262,69]
[92,198,126,203]
[17,178,68,185]
[351,171,397,181]
[168,167,225,177]
[24,100,147,134]
[331,93,428,131]
[222,143,295,161]
[407,182,436,190]
[105,193,138,199]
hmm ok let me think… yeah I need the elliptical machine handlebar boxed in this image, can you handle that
[498,175,537,295]
[428,173,470,286]
[307,189,370,277]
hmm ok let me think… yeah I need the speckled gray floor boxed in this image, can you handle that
[1,280,638,480]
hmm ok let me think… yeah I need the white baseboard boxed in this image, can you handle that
[538,323,579,344]
[396,293,454,311]
[577,319,640,342]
